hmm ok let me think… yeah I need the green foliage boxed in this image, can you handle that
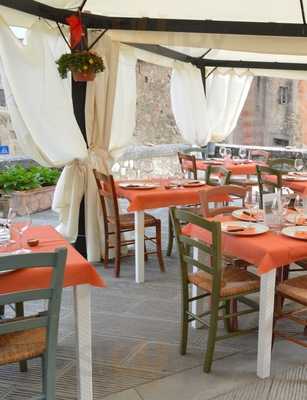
[0,165,61,193]
[56,50,105,79]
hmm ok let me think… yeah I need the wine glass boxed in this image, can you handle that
[143,159,154,180]
[219,147,226,159]
[238,147,247,159]
[225,148,232,160]
[244,189,256,226]
[10,207,32,254]
[295,158,304,173]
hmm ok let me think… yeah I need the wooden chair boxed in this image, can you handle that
[268,158,295,173]
[0,248,67,400]
[206,165,231,186]
[249,149,270,163]
[93,170,165,277]
[178,152,198,180]
[199,184,247,219]
[256,165,283,209]
[170,208,259,372]
[274,273,307,347]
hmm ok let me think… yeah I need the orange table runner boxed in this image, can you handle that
[0,226,106,294]
[182,217,307,275]
[184,159,259,175]
[116,181,222,212]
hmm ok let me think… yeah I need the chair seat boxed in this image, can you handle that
[0,327,46,366]
[277,275,307,305]
[188,266,260,297]
[109,212,158,230]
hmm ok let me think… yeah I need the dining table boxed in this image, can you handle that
[182,214,307,380]
[0,225,106,400]
[116,179,225,283]
[184,158,260,175]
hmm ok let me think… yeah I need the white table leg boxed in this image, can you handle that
[135,210,145,283]
[257,269,276,379]
[73,284,93,400]
[191,247,207,328]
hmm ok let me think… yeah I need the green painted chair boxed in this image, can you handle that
[206,165,231,186]
[268,158,295,173]
[170,208,259,373]
[256,165,283,209]
[0,248,67,400]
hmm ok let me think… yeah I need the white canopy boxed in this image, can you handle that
[1,1,307,260]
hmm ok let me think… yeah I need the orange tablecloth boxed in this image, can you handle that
[117,182,212,212]
[183,218,307,275]
[0,226,106,294]
[184,159,259,175]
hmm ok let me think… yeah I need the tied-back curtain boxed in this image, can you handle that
[170,62,253,145]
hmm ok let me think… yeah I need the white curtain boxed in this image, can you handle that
[0,18,100,259]
[170,62,253,145]
[85,34,136,260]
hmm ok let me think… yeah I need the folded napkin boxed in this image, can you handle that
[296,217,307,225]
[240,211,263,222]
[226,225,256,234]
[294,231,307,239]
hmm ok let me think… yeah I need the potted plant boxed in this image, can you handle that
[0,165,61,215]
[56,51,105,81]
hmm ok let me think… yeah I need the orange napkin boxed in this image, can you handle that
[294,231,307,239]
[296,217,307,225]
[240,211,263,222]
[226,225,256,234]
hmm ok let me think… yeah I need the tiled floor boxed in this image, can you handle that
[1,209,307,399]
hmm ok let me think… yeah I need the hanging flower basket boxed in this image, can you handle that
[56,51,105,81]
[72,69,96,82]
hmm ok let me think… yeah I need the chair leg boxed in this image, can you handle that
[223,300,232,333]
[272,292,284,348]
[180,284,189,355]
[144,241,148,262]
[204,298,220,373]
[166,211,174,257]
[16,302,28,372]
[43,350,56,400]
[103,232,109,268]
[156,221,165,272]
[114,232,121,278]
[229,299,239,331]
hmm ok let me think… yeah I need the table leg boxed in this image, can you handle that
[73,285,93,400]
[257,269,276,379]
[135,211,145,283]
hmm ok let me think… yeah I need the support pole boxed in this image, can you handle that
[72,79,88,258]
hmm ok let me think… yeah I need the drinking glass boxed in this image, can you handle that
[271,197,283,233]
[238,147,247,159]
[225,148,232,160]
[10,207,32,254]
[143,159,154,180]
[294,195,305,225]
[295,158,304,173]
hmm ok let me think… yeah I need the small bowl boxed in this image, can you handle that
[27,238,39,247]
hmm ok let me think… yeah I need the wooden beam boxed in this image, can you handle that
[126,43,192,63]
[2,0,307,37]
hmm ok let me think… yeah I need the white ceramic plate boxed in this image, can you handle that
[221,221,269,236]
[285,212,307,225]
[282,225,307,240]
[182,180,206,187]
[119,182,159,190]
[232,209,264,222]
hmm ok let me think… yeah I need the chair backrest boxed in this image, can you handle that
[199,185,247,217]
[170,208,222,297]
[93,170,120,232]
[178,152,198,180]
[182,146,205,159]
[249,149,270,163]
[256,165,283,209]
[268,158,294,172]
[206,165,231,186]
[0,248,67,355]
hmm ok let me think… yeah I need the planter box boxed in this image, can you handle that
[0,186,55,216]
